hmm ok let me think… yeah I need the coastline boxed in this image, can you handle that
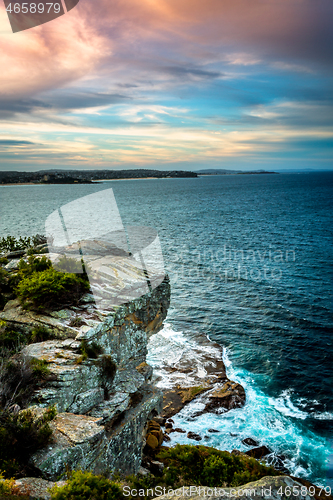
[1,177,179,185]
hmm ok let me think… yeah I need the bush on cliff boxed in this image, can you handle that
[0,406,56,478]
[0,353,52,409]
[50,471,123,500]
[0,320,26,353]
[54,255,86,274]
[0,322,55,362]
[158,444,277,487]
[0,235,47,253]
[16,267,90,310]
[128,444,278,498]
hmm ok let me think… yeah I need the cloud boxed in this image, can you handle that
[0,0,332,171]
[0,5,107,98]
[2,0,332,102]
[247,101,333,128]
[161,66,222,80]
[0,139,35,145]
[39,91,130,112]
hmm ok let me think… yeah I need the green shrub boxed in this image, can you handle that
[157,444,278,488]
[0,406,56,478]
[0,266,10,310]
[0,474,12,496]
[0,321,26,351]
[17,255,52,279]
[0,322,54,362]
[16,267,89,311]
[50,470,123,500]
[30,358,50,379]
[0,235,47,253]
[54,256,84,274]
[126,445,279,499]
[29,325,54,343]
[1,355,52,409]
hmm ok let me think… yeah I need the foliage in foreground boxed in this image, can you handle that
[158,444,278,487]
[50,471,123,500]
[127,444,279,498]
[0,263,11,310]
[0,406,56,478]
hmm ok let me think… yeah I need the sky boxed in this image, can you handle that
[0,0,333,172]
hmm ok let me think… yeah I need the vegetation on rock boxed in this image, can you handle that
[159,444,277,487]
[128,444,279,498]
[0,320,26,353]
[0,243,91,313]
[0,235,47,253]
[0,352,52,409]
[0,322,53,357]
[78,340,103,360]
[50,471,123,500]
[54,255,85,274]
[0,406,56,478]
[16,266,89,310]
[0,263,11,310]
[29,325,54,344]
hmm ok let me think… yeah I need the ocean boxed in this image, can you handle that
[1,171,332,485]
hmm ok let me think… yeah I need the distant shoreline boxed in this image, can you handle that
[198,172,279,176]
[93,177,161,182]
[1,177,171,186]
[0,173,279,185]
[0,169,197,185]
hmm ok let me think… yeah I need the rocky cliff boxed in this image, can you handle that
[0,251,170,480]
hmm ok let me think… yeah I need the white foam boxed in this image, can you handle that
[268,390,308,420]
[312,412,333,420]
[148,324,332,485]
[147,323,223,389]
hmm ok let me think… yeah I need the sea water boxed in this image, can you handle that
[1,172,332,485]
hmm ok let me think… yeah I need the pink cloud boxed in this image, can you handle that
[0,5,108,98]
[0,0,332,102]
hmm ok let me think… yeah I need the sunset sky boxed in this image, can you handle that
[0,0,333,171]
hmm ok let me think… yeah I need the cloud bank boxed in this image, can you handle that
[0,0,332,170]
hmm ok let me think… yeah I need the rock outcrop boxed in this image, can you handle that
[1,245,171,480]
[148,331,246,420]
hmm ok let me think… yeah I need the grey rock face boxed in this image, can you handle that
[0,273,170,480]
[0,299,78,339]
[30,386,162,479]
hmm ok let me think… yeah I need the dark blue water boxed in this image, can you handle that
[1,172,332,484]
